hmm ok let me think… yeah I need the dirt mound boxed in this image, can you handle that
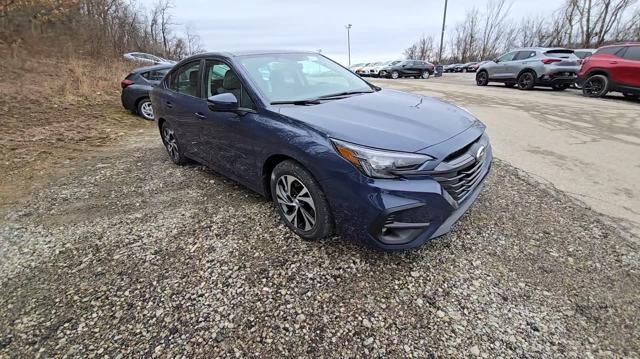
[0,48,150,207]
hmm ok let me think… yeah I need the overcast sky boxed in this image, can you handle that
[139,0,559,65]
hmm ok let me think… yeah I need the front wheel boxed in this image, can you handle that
[517,71,536,90]
[476,71,489,86]
[582,74,609,98]
[391,71,400,79]
[421,71,431,79]
[270,160,334,240]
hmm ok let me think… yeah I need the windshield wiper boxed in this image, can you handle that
[317,90,374,99]
[270,99,321,106]
[270,90,375,106]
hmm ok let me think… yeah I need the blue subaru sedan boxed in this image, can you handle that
[150,50,492,250]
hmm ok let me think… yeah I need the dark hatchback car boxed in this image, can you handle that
[121,64,172,120]
[151,50,492,250]
[379,60,435,79]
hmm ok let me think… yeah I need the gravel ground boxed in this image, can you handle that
[1,131,639,358]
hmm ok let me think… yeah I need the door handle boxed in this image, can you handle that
[194,112,206,120]
[609,61,618,64]
[165,101,174,109]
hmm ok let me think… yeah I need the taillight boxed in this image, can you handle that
[542,59,562,65]
[121,79,134,88]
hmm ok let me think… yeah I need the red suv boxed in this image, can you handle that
[577,43,640,100]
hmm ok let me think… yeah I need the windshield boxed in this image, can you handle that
[239,53,374,103]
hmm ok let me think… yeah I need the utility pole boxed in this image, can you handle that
[345,24,352,66]
[438,0,448,64]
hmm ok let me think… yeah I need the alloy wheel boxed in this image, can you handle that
[476,72,488,86]
[275,174,316,232]
[391,71,399,79]
[140,101,154,120]
[421,71,430,79]
[162,127,179,162]
[518,73,534,89]
[583,77,605,96]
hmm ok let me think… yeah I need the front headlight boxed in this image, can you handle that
[331,139,433,179]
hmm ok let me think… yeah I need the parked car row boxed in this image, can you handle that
[444,62,484,73]
[123,52,177,66]
[473,43,640,100]
[350,60,435,79]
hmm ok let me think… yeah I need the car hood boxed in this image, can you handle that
[276,89,478,153]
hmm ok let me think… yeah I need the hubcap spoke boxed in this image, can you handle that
[298,206,315,230]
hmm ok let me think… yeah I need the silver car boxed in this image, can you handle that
[475,48,580,90]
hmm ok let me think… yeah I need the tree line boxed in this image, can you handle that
[404,0,640,64]
[0,0,205,59]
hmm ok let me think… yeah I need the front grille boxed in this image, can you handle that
[434,157,486,203]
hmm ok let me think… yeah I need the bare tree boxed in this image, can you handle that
[479,0,512,59]
[185,22,204,56]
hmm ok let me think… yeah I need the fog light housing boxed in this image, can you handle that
[372,203,431,245]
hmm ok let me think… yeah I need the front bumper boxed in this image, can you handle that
[319,136,492,251]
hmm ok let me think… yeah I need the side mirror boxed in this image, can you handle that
[207,93,238,112]
[494,58,500,63]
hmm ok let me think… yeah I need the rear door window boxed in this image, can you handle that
[596,46,625,56]
[622,46,640,61]
[514,51,536,60]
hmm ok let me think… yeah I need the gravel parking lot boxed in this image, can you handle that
[1,76,639,357]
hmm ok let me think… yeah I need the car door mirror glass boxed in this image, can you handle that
[207,93,238,112]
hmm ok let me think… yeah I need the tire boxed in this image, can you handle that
[391,71,400,79]
[421,71,430,79]
[552,84,569,91]
[476,71,489,86]
[160,122,188,165]
[517,71,536,90]
[622,93,639,100]
[270,160,334,240]
[582,74,609,98]
[505,82,516,88]
[137,98,154,121]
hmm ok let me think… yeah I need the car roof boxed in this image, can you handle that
[191,50,318,59]
[132,64,173,73]
[598,42,640,48]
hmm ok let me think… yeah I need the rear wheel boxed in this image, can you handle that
[391,71,400,79]
[517,71,536,90]
[421,70,431,79]
[476,71,489,86]
[137,98,154,120]
[270,160,334,241]
[582,74,609,97]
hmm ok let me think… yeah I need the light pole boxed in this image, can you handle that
[345,24,352,66]
[438,0,448,64]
